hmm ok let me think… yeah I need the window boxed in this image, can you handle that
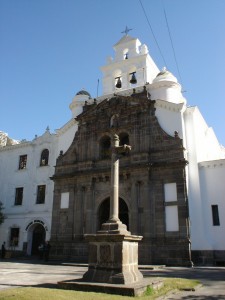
[40,149,49,166]
[212,205,220,226]
[164,183,179,232]
[15,187,23,205]
[119,132,129,146]
[119,132,130,156]
[164,183,177,202]
[100,136,111,159]
[165,206,179,231]
[10,228,19,246]
[36,185,46,204]
[60,192,69,209]
[19,155,27,169]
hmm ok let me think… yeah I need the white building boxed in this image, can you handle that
[0,33,224,264]
[0,121,77,255]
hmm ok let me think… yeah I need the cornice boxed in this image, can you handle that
[150,80,181,90]
[55,118,77,136]
[101,54,148,71]
[96,86,148,103]
[199,159,225,169]
[154,99,185,112]
[0,140,31,152]
[185,106,198,115]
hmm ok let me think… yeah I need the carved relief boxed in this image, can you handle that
[100,244,111,264]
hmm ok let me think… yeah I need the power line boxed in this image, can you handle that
[162,1,184,88]
[139,0,167,68]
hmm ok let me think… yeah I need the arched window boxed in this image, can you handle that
[119,132,129,146]
[119,133,130,156]
[99,136,111,159]
[98,197,129,230]
[40,149,49,166]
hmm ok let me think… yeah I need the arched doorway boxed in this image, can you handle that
[31,224,46,255]
[98,197,129,230]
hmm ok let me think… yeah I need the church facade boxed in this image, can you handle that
[51,90,192,266]
[0,34,224,265]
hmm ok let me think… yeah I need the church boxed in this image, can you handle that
[0,33,224,265]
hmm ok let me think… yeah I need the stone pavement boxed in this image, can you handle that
[142,266,225,299]
[0,259,225,299]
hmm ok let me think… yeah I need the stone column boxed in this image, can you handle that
[99,134,130,234]
[110,134,120,222]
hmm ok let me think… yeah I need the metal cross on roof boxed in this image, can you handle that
[121,26,132,36]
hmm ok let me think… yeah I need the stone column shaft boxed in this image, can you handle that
[110,135,119,222]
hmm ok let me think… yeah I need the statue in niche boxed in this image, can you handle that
[110,114,119,128]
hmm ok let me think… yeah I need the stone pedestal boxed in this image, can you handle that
[83,231,143,284]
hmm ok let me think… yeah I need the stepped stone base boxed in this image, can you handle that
[58,220,148,296]
[82,231,143,284]
[58,277,164,297]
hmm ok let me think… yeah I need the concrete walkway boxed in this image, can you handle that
[0,259,225,299]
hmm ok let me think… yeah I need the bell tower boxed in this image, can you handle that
[101,32,159,95]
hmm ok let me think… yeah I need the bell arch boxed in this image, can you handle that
[97,197,129,230]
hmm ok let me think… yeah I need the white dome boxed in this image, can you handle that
[153,67,178,83]
[69,90,91,118]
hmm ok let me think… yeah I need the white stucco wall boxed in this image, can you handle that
[0,133,56,250]
[184,106,225,250]
[185,107,224,163]
[154,100,185,140]
[56,119,77,156]
[199,160,225,250]
[101,36,159,95]
[0,120,77,252]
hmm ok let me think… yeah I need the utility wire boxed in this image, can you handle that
[139,0,167,68]
[162,1,184,88]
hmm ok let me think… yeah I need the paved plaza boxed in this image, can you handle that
[0,260,225,299]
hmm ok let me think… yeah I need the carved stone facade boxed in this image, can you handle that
[51,89,191,266]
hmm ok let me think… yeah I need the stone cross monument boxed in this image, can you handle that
[83,134,143,284]
[100,134,131,234]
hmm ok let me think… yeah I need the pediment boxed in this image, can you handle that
[76,91,153,124]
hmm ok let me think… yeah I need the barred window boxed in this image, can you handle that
[36,185,46,204]
[212,205,220,226]
[100,136,111,159]
[19,155,27,170]
[40,149,49,166]
[15,187,23,205]
[10,228,19,246]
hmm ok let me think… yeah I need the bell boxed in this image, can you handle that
[130,72,137,84]
[115,77,122,88]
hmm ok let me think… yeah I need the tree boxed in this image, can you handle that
[0,201,6,225]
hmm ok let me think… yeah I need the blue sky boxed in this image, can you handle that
[0,0,224,146]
